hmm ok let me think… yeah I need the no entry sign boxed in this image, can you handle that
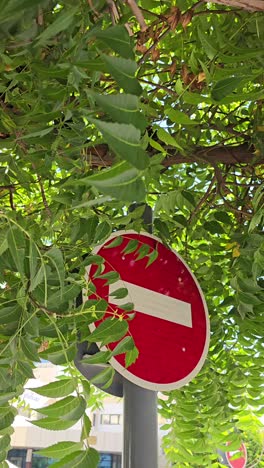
[84,231,210,391]
[226,443,247,468]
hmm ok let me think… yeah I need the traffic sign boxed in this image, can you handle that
[226,443,247,468]
[84,230,210,391]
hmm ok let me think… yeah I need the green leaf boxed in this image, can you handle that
[148,138,164,153]
[35,7,78,46]
[29,264,45,292]
[181,190,195,208]
[0,434,10,451]
[0,305,21,324]
[203,221,225,234]
[0,231,8,256]
[238,291,262,305]
[111,336,135,357]
[117,302,134,312]
[17,360,34,379]
[237,276,261,293]
[31,417,79,431]
[39,343,77,365]
[197,28,218,60]
[81,381,90,401]
[0,411,14,431]
[92,93,147,131]
[104,236,124,249]
[0,392,18,406]
[81,351,111,365]
[109,288,128,299]
[37,441,83,459]
[82,255,105,266]
[30,379,76,398]
[154,219,170,239]
[81,413,92,441]
[211,77,245,101]
[45,247,65,294]
[122,239,139,255]
[84,161,146,202]
[94,221,112,244]
[22,127,54,139]
[0,0,44,24]
[125,346,139,368]
[214,212,232,224]
[135,243,150,261]
[70,196,112,210]
[90,366,115,388]
[252,184,264,210]
[96,25,134,59]
[28,240,39,287]
[47,284,81,311]
[157,128,183,150]
[7,227,25,276]
[166,108,197,125]
[249,211,263,232]
[146,249,159,267]
[36,396,86,421]
[102,54,142,95]
[20,337,40,362]
[96,271,120,285]
[0,450,9,468]
[50,448,99,468]
[90,119,149,170]
[88,318,128,345]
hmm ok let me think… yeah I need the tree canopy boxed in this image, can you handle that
[0,0,263,466]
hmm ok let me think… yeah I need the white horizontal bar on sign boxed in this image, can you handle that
[109,280,192,328]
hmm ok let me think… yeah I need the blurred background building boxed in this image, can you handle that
[7,362,168,468]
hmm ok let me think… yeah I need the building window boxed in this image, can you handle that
[8,449,27,468]
[99,453,121,468]
[32,452,57,468]
[100,414,122,425]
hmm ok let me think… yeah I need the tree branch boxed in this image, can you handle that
[84,143,264,167]
[205,0,264,11]
[125,0,148,31]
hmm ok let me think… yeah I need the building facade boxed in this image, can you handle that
[7,363,169,468]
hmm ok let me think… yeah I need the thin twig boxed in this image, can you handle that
[189,175,217,223]
[125,0,147,31]
[32,163,52,218]
[37,7,44,25]
[191,0,206,9]
[29,295,65,318]
[9,188,16,211]
[106,0,120,25]
[218,185,252,219]
[193,8,241,15]
[38,177,52,218]
[140,7,162,19]
[0,184,17,190]
[87,0,101,18]
[138,27,170,66]
[140,78,178,97]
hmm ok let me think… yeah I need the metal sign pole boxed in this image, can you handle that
[123,204,158,468]
[123,379,158,468]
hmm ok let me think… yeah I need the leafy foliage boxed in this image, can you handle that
[0,0,263,466]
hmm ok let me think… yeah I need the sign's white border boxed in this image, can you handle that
[226,442,247,468]
[83,230,210,391]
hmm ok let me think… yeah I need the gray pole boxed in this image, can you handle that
[123,204,158,468]
[123,379,158,468]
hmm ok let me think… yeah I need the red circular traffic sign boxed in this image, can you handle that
[84,231,210,391]
[226,443,247,468]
